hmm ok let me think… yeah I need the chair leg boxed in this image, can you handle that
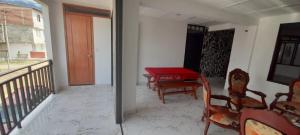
[204,120,210,135]
[201,111,206,122]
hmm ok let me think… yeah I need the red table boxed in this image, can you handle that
[145,67,199,82]
[145,67,201,103]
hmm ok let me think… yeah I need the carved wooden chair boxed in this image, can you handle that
[240,109,300,135]
[200,74,239,135]
[228,69,267,111]
[270,79,300,117]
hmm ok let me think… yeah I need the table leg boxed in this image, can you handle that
[193,87,198,100]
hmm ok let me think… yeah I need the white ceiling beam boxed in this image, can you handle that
[223,0,249,8]
[140,0,258,25]
[246,3,300,14]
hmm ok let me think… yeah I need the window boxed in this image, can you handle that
[268,23,300,85]
[36,30,41,37]
[37,14,41,22]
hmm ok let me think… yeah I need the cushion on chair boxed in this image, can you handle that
[292,81,300,103]
[231,96,265,108]
[275,101,300,116]
[231,74,247,95]
[209,112,239,126]
[245,119,283,135]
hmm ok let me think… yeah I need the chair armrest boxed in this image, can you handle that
[211,95,232,109]
[247,89,268,108]
[247,89,266,98]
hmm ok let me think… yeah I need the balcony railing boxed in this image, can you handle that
[0,60,55,135]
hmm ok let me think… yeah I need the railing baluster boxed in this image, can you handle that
[6,83,21,128]
[36,70,42,100]
[33,71,40,103]
[49,61,55,94]
[24,74,32,111]
[46,66,51,94]
[28,69,36,109]
[0,113,6,135]
[13,80,23,122]
[39,69,45,99]
[41,68,47,97]
[43,67,49,96]
[0,85,11,130]
[19,77,28,115]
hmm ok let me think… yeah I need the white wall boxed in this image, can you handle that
[46,0,112,90]
[93,17,112,85]
[248,13,300,104]
[137,16,187,84]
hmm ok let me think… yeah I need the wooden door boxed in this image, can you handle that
[65,13,94,85]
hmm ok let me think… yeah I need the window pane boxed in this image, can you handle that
[281,43,295,64]
[294,44,300,66]
[277,43,285,63]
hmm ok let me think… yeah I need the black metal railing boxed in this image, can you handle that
[0,60,55,135]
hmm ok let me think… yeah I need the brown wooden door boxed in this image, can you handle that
[65,13,94,85]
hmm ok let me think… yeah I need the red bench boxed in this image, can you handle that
[156,81,202,104]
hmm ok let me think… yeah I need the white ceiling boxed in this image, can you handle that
[192,0,300,16]
[140,0,300,26]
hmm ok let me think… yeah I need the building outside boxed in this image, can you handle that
[0,1,46,71]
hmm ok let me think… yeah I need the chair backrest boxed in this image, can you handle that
[228,68,249,96]
[200,74,211,116]
[240,109,300,135]
[290,79,300,103]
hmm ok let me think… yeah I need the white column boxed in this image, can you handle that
[122,0,139,118]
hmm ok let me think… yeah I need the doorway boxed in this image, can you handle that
[200,29,235,88]
[65,13,95,85]
[63,4,111,86]
[184,25,207,73]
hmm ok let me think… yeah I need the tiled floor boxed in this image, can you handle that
[123,78,237,135]
[13,85,121,135]
[13,78,237,135]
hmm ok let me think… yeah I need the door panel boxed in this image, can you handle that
[65,13,94,85]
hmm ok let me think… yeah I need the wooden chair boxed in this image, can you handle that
[240,109,300,135]
[270,79,300,117]
[200,74,239,135]
[228,69,267,111]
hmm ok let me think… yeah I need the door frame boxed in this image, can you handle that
[63,4,111,86]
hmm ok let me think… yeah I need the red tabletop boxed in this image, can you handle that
[145,67,199,81]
